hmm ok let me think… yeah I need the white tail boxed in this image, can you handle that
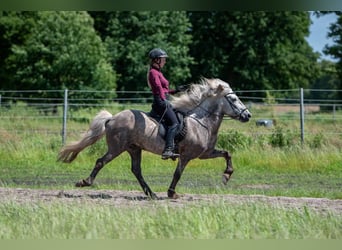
[58,110,113,163]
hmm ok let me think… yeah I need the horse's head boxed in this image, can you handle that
[212,79,252,122]
[171,78,252,122]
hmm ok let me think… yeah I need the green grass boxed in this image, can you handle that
[0,200,340,239]
[0,104,341,239]
[0,104,341,199]
[0,135,341,199]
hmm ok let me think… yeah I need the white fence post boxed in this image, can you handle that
[300,88,305,145]
[62,89,68,145]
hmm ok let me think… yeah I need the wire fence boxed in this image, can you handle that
[0,88,341,145]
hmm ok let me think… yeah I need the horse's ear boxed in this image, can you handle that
[211,84,224,97]
[215,84,225,95]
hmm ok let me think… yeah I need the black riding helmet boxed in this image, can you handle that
[148,48,168,59]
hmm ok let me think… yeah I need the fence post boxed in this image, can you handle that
[300,88,304,145]
[62,89,68,145]
[333,104,336,121]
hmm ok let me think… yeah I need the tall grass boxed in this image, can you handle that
[0,104,341,198]
[0,104,341,240]
[0,200,340,239]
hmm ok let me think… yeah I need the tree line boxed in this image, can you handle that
[0,11,341,101]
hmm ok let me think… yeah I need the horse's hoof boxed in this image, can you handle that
[167,192,180,199]
[171,193,181,199]
[150,193,158,200]
[222,173,231,185]
[75,179,91,187]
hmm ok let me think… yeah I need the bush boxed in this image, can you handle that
[217,130,251,152]
[269,126,294,148]
[308,132,325,149]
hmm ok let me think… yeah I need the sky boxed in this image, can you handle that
[306,12,338,61]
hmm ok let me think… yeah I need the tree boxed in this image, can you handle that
[323,11,342,101]
[0,11,324,104]
[0,11,38,89]
[1,11,116,101]
[188,11,319,92]
[95,11,193,100]
[309,60,339,110]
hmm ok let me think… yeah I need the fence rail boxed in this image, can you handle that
[1,88,341,145]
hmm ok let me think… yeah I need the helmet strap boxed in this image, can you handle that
[151,58,162,70]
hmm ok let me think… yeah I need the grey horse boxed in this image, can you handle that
[58,78,252,199]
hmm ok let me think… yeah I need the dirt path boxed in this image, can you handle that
[0,187,341,214]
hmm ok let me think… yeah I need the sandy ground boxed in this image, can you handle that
[0,187,341,214]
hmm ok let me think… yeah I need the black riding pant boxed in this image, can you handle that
[152,95,179,127]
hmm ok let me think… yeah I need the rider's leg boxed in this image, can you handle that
[162,123,180,159]
[161,108,180,160]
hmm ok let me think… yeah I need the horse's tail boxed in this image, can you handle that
[58,110,113,163]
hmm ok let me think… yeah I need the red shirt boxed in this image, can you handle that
[148,67,174,100]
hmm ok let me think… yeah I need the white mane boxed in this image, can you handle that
[171,78,232,113]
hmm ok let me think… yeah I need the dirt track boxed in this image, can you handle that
[0,187,341,214]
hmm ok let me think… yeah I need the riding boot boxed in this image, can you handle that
[162,124,180,160]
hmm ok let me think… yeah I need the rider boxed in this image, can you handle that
[147,48,180,160]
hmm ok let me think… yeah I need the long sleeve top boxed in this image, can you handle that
[148,67,175,100]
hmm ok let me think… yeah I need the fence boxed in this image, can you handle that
[0,88,341,145]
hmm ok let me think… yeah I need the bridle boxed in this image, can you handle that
[224,92,248,120]
[187,91,247,125]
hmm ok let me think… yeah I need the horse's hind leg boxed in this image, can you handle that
[76,151,116,187]
[128,146,157,199]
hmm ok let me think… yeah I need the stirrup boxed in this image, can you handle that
[161,150,180,160]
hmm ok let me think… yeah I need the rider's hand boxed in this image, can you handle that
[175,85,188,93]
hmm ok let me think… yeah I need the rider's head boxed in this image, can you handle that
[149,48,168,69]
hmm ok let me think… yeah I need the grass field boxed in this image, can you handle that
[0,103,341,239]
[0,199,340,239]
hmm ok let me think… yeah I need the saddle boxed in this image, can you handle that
[147,109,187,143]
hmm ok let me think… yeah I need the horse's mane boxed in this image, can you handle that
[171,78,232,113]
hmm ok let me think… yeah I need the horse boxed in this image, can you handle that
[58,78,252,199]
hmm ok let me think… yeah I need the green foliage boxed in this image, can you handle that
[263,90,277,105]
[0,11,116,100]
[217,130,251,152]
[309,60,340,111]
[188,11,319,91]
[323,11,342,101]
[1,11,336,98]
[269,126,295,148]
[102,11,193,95]
[0,12,38,88]
[308,132,325,149]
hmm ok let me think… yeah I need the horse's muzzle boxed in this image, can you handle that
[239,110,252,122]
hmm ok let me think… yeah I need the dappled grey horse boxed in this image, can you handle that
[58,78,251,199]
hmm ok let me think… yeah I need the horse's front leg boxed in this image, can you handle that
[168,158,190,199]
[199,149,233,185]
[128,146,158,199]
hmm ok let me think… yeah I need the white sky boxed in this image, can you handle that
[306,12,338,61]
